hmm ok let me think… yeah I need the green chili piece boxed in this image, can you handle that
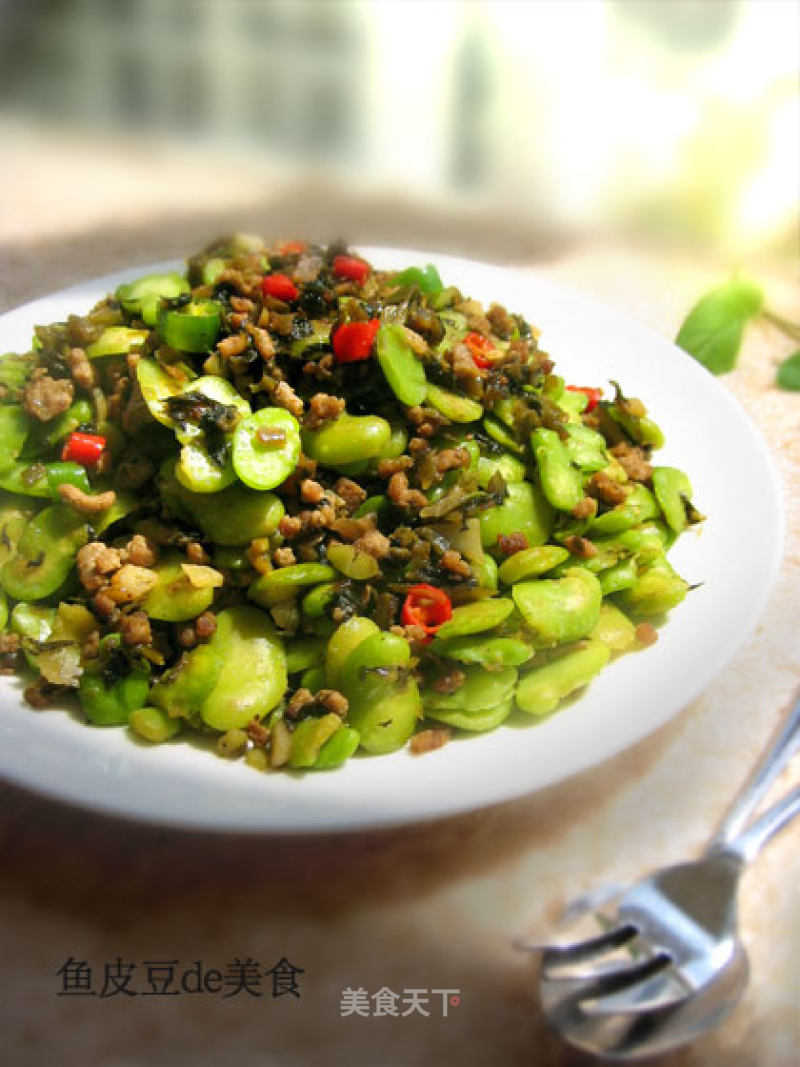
[434,598,515,640]
[249,563,337,609]
[515,639,610,716]
[1,505,88,601]
[512,568,602,646]
[86,326,149,359]
[232,407,301,491]
[497,545,570,586]
[78,666,151,727]
[158,300,222,352]
[390,263,443,294]
[353,494,388,520]
[425,383,483,423]
[44,462,92,501]
[375,323,428,406]
[480,481,554,549]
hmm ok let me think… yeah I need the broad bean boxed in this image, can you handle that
[376,323,428,406]
[497,545,569,586]
[590,602,636,652]
[423,664,517,713]
[248,563,337,609]
[515,639,610,716]
[143,557,218,621]
[651,466,694,534]
[614,555,688,616]
[512,568,602,646]
[129,706,182,743]
[430,634,534,669]
[425,383,483,423]
[302,413,391,468]
[1,505,88,601]
[589,484,660,536]
[531,428,583,512]
[426,696,514,732]
[480,482,553,549]
[434,597,514,639]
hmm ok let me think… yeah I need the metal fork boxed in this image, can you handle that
[521,694,800,1059]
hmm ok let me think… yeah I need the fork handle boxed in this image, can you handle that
[716,783,800,864]
[708,692,800,851]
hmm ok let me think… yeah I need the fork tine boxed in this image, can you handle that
[581,965,692,1016]
[543,950,673,1006]
[539,922,639,980]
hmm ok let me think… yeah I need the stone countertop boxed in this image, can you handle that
[0,123,798,1067]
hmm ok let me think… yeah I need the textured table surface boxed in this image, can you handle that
[1,123,798,1067]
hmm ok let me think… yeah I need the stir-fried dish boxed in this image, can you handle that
[0,237,702,771]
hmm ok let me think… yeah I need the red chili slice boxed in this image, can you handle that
[332,255,370,286]
[332,319,380,363]
[261,273,299,303]
[61,431,106,466]
[276,240,307,256]
[464,331,495,368]
[401,584,453,641]
[565,385,603,412]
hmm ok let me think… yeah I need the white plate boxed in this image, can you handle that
[0,248,783,832]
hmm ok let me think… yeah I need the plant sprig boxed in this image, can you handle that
[675,277,800,390]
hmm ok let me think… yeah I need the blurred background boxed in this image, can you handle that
[0,0,797,302]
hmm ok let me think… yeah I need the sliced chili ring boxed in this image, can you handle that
[158,300,222,353]
[401,584,453,640]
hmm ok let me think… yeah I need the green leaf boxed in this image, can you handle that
[777,350,800,391]
[675,277,764,375]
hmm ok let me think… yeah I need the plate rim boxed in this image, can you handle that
[0,247,785,833]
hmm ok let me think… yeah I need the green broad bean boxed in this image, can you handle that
[300,665,327,692]
[162,474,283,545]
[1,505,88,601]
[285,635,328,674]
[308,616,335,639]
[11,602,54,669]
[301,582,337,618]
[0,351,36,398]
[312,725,360,769]
[377,423,409,462]
[471,552,498,591]
[591,603,636,652]
[129,706,182,743]
[288,712,342,768]
[0,407,30,472]
[325,616,380,688]
[136,357,186,427]
[249,563,337,609]
[347,675,421,754]
[232,407,301,490]
[35,602,95,685]
[116,272,189,325]
[614,555,689,616]
[302,413,391,468]
[598,556,638,596]
[430,634,534,669]
[86,326,149,359]
[589,484,660,536]
[143,557,218,621]
[78,666,151,726]
[150,639,222,720]
[497,545,569,586]
[423,664,517,713]
[0,463,51,497]
[326,541,380,580]
[338,630,411,695]
[515,639,610,716]
[426,697,514,733]
[199,605,287,731]
[531,428,583,512]
[480,481,554,549]
[482,414,523,453]
[176,438,237,494]
[564,424,608,472]
[202,258,226,286]
[434,598,515,639]
[0,589,7,630]
[652,466,694,534]
[557,389,588,417]
[596,521,671,564]
[512,568,602,646]
[213,546,250,572]
[375,323,428,406]
[476,451,526,489]
[425,383,483,423]
[0,500,36,567]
